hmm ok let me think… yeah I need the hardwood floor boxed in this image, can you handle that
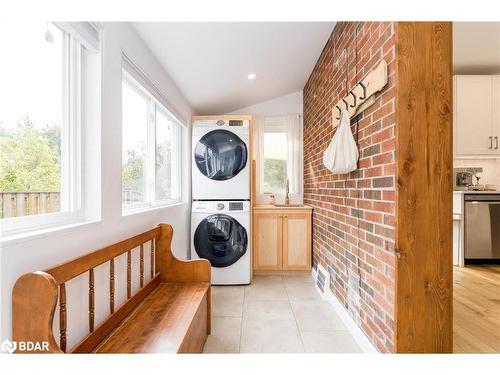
[453,265,500,353]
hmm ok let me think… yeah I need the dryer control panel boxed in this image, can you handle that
[193,119,250,129]
[192,200,250,213]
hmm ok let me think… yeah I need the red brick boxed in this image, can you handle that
[304,22,396,353]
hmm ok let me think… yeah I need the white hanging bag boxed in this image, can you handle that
[322,108,359,174]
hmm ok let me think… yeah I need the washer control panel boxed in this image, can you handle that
[192,200,250,213]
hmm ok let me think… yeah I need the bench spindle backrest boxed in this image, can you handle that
[42,226,163,353]
[11,223,203,354]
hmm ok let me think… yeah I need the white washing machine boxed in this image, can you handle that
[192,119,250,200]
[191,200,251,285]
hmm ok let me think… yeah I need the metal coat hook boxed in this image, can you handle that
[359,81,367,100]
[335,105,342,120]
[330,60,388,132]
[349,91,357,107]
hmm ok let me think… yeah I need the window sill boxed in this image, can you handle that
[121,200,186,217]
[0,218,102,247]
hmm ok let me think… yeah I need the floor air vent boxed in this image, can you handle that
[315,264,330,298]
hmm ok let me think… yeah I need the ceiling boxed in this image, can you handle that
[132,22,335,114]
[454,22,500,74]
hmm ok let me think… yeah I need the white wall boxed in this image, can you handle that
[228,90,303,116]
[0,22,193,347]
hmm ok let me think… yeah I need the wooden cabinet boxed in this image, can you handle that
[253,207,312,272]
[253,211,283,270]
[454,75,500,157]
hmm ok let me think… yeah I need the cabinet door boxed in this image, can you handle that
[282,211,312,271]
[493,76,500,154]
[454,76,493,156]
[253,211,282,270]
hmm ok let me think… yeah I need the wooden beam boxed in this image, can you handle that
[394,22,453,353]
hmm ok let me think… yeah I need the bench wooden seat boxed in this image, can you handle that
[12,223,211,354]
[96,282,209,353]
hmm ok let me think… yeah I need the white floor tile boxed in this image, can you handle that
[240,318,304,353]
[244,276,288,301]
[203,274,362,354]
[283,274,315,285]
[202,317,242,353]
[300,330,362,353]
[211,286,244,317]
[285,282,323,301]
[243,299,295,321]
[291,299,347,331]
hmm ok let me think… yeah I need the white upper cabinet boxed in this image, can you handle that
[454,75,500,157]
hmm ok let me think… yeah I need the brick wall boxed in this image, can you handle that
[303,22,396,353]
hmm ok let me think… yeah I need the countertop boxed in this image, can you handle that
[453,190,500,194]
[253,204,313,210]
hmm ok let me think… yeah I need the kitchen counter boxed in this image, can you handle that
[453,190,500,194]
[253,204,313,210]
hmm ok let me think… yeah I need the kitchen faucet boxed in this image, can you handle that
[284,178,290,205]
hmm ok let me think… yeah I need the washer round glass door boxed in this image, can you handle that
[194,214,248,267]
[194,129,248,181]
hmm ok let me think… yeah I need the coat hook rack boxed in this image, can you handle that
[335,105,342,120]
[349,91,356,107]
[358,81,367,100]
[331,59,388,131]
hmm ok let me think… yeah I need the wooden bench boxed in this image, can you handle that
[12,223,211,353]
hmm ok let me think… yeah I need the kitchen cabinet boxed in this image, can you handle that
[253,206,312,272]
[454,75,500,157]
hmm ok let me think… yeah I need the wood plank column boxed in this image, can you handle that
[394,22,453,353]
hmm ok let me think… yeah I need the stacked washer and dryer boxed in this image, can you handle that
[191,117,251,285]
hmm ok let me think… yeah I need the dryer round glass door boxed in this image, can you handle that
[194,214,248,267]
[194,129,248,181]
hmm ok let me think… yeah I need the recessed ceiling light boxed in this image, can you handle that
[247,73,256,80]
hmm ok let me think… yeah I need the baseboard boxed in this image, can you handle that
[311,269,378,353]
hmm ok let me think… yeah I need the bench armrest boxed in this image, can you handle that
[12,272,63,353]
[157,223,211,283]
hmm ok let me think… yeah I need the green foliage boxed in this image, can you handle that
[0,117,61,192]
[155,142,172,200]
[122,149,145,194]
[121,138,174,200]
[263,158,287,192]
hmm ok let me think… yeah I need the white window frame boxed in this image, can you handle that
[261,128,289,194]
[121,71,183,215]
[1,25,85,237]
[255,114,303,205]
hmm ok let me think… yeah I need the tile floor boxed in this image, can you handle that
[202,274,362,353]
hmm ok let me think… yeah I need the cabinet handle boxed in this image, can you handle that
[495,136,498,150]
[490,136,493,149]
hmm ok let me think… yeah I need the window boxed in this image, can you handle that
[263,132,288,193]
[121,71,182,213]
[0,22,99,236]
[122,79,149,206]
[255,114,303,203]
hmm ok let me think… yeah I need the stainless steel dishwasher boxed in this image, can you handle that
[464,194,500,263]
